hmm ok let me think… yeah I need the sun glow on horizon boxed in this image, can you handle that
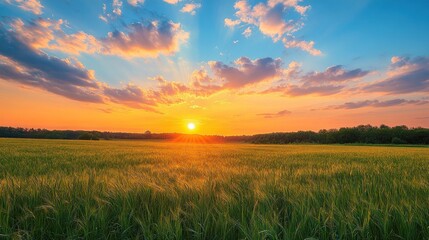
[187,122,196,131]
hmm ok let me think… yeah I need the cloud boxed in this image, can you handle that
[190,69,223,96]
[113,0,123,16]
[225,0,320,55]
[263,84,344,96]
[257,109,291,118]
[103,77,189,111]
[328,99,429,110]
[0,22,191,110]
[7,18,102,55]
[99,15,108,23]
[128,0,144,6]
[180,3,201,15]
[102,20,189,58]
[0,26,103,103]
[103,84,155,108]
[262,64,368,96]
[242,27,252,38]
[4,18,189,58]
[224,18,241,28]
[209,57,283,89]
[301,65,370,83]
[282,38,321,56]
[4,0,43,15]
[163,0,180,4]
[152,76,189,98]
[363,56,429,94]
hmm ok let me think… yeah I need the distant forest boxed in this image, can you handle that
[0,125,428,145]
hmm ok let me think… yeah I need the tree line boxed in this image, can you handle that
[0,125,428,145]
[249,125,429,144]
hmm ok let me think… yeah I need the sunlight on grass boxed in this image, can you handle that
[0,138,428,239]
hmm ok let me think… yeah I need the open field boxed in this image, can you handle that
[1,139,429,239]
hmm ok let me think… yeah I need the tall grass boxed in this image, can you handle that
[1,138,429,239]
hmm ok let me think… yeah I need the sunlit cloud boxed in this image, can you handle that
[0,26,103,103]
[163,0,180,4]
[4,0,43,15]
[224,18,241,28]
[262,64,369,96]
[180,3,201,15]
[127,0,144,6]
[101,21,189,58]
[242,27,252,38]
[363,56,429,94]
[3,18,189,58]
[209,57,283,89]
[225,0,320,55]
[301,65,370,83]
[282,38,322,56]
[113,0,123,16]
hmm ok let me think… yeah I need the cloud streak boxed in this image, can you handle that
[4,0,43,15]
[328,99,429,110]
[257,109,291,118]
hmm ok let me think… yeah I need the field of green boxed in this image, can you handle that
[1,138,429,239]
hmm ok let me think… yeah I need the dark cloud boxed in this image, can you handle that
[0,26,103,103]
[0,19,192,110]
[257,109,291,118]
[363,56,429,94]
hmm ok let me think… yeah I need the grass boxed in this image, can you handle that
[1,138,429,239]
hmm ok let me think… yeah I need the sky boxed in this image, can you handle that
[0,0,428,135]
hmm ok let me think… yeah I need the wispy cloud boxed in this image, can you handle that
[4,0,43,15]
[257,109,291,118]
[327,98,429,110]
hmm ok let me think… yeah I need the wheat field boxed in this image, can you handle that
[1,138,429,239]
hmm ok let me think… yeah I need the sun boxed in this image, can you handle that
[187,122,196,130]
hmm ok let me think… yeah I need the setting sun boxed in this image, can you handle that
[187,122,196,130]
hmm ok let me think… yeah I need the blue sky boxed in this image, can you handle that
[0,0,428,134]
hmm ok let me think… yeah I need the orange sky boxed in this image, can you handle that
[1,81,428,135]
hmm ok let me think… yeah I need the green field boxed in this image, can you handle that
[1,139,429,239]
